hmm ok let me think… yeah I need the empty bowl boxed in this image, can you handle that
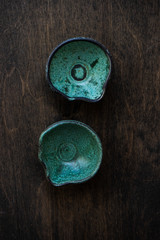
[46,37,111,102]
[39,120,102,186]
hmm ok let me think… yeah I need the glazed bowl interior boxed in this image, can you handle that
[39,121,102,186]
[47,38,111,101]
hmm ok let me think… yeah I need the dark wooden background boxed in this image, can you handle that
[1,0,160,239]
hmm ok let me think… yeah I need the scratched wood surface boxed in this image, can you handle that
[0,0,160,239]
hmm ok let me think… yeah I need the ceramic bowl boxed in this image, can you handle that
[39,120,102,186]
[46,37,111,102]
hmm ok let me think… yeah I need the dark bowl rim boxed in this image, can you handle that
[46,37,112,102]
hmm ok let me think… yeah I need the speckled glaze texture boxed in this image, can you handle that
[46,38,111,102]
[39,120,102,186]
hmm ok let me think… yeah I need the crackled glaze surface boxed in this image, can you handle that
[39,121,102,186]
[47,38,111,101]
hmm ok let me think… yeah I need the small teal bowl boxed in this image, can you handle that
[46,37,112,102]
[39,120,102,186]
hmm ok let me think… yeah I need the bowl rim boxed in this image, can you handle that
[46,37,112,102]
[39,120,103,186]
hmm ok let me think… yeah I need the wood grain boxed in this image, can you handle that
[0,0,160,239]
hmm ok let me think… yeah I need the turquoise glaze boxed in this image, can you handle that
[39,120,102,186]
[46,38,111,102]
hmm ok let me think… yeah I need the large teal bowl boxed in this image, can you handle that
[46,38,111,102]
[39,120,102,186]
